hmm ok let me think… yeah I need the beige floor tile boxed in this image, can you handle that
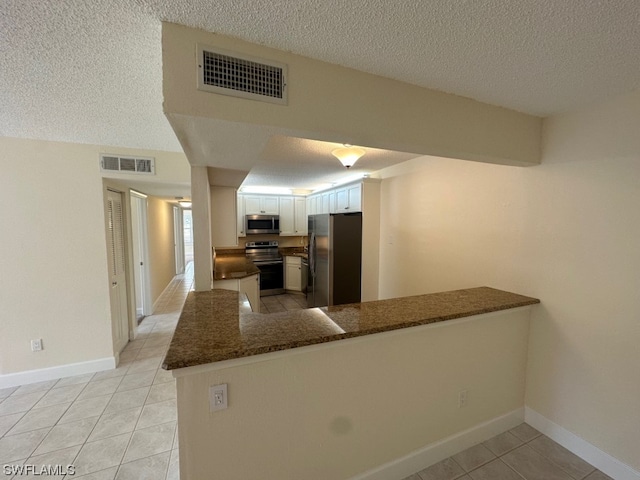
[116,371,156,393]
[92,365,130,381]
[417,457,465,480]
[145,382,176,405]
[152,368,174,385]
[166,448,179,480]
[122,421,176,464]
[88,407,142,442]
[143,335,172,348]
[77,378,123,400]
[104,386,150,413]
[0,391,47,416]
[33,415,99,456]
[11,380,58,397]
[135,345,168,360]
[58,395,111,424]
[54,373,95,388]
[468,459,522,480]
[137,399,176,430]
[401,475,421,480]
[73,433,131,477]
[115,451,170,480]
[0,412,24,437]
[6,402,70,436]
[0,386,19,399]
[118,350,138,363]
[33,383,85,408]
[502,445,574,480]
[528,435,595,479]
[72,466,118,480]
[509,422,542,442]
[452,443,496,472]
[0,427,50,463]
[23,445,81,479]
[126,357,163,374]
[482,431,523,456]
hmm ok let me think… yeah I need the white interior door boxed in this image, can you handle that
[131,192,152,317]
[106,189,129,355]
[174,206,185,274]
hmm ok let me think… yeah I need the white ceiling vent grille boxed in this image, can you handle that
[100,154,155,175]
[197,44,287,105]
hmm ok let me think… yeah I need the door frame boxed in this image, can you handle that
[130,191,153,317]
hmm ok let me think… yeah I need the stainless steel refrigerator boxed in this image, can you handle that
[307,213,362,307]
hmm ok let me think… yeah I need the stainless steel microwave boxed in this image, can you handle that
[246,215,280,235]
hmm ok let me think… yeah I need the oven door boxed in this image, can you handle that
[254,260,284,296]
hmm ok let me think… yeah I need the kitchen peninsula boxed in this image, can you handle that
[164,287,539,480]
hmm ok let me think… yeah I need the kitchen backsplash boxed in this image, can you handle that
[214,234,308,251]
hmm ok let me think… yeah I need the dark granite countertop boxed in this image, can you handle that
[163,287,539,370]
[213,254,260,281]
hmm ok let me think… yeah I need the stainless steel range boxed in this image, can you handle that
[245,241,284,296]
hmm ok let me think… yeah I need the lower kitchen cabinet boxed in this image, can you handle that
[212,273,260,312]
[285,256,302,291]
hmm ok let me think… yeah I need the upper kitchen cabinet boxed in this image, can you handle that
[294,197,307,235]
[334,183,362,212]
[279,196,307,236]
[244,195,279,215]
[237,194,246,237]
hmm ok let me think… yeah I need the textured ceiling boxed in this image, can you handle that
[2,0,639,188]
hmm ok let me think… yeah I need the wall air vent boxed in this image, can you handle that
[100,154,155,175]
[197,44,287,105]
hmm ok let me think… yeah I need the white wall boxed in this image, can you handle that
[0,137,189,379]
[377,89,640,470]
[147,196,177,306]
[162,22,542,167]
[177,308,531,480]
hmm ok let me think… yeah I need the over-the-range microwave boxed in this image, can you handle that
[246,214,280,235]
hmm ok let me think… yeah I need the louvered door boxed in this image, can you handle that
[106,190,129,355]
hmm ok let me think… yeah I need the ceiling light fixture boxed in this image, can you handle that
[178,201,192,208]
[331,145,365,168]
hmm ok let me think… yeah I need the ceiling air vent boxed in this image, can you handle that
[100,154,155,175]
[197,44,287,105]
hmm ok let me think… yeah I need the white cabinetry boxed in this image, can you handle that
[335,183,362,212]
[294,197,307,235]
[279,197,295,235]
[237,194,245,237]
[278,196,307,236]
[213,273,260,312]
[244,195,279,215]
[285,256,302,291]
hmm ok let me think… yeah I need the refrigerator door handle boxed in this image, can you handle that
[309,232,316,277]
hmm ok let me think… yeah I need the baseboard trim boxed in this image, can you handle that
[525,407,640,480]
[0,357,117,388]
[349,407,525,480]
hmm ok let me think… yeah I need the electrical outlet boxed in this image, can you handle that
[31,339,43,352]
[209,384,228,412]
[458,390,468,408]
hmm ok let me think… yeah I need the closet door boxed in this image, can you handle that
[106,189,129,355]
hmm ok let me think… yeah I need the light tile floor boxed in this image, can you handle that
[1,267,612,480]
[0,263,193,479]
[402,423,613,480]
[260,292,307,313]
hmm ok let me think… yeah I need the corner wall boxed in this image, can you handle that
[377,89,640,471]
[0,136,189,381]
